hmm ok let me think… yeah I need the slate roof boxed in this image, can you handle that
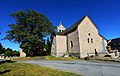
[64,16,86,34]
[55,16,85,35]
[55,15,107,40]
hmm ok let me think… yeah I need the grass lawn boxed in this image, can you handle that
[11,56,40,61]
[0,60,81,76]
[45,56,79,61]
[12,56,79,61]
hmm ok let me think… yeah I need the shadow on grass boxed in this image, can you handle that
[0,60,15,75]
[0,70,11,75]
[0,60,16,65]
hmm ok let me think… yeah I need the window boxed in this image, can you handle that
[91,38,93,43]
[87,38,90,43]
[70,41,73,47]
[95,49,98,56]
[59,30,61,32]
[88,33,90,36]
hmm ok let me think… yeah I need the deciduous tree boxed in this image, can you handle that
[4,48,13,57]
[4,9,54,56]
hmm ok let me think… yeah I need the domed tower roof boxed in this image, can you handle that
[57,21,66,32]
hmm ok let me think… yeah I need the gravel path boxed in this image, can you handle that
[20,60,120,76]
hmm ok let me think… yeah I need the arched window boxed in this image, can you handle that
[87,38,90,43]
[91,38,93,43]
[95,49,98,56]
[88,33,90,36]
[70,41,73,47]
[59,30,61,32]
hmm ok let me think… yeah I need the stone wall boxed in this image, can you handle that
[51,16,107,58]
[55,35,67,56]
[78,16,107,58]
[101,38,108,53]
[51,36,56,56]
[20,48,26,57]
[67,29,80,57]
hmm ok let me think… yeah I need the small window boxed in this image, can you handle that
[88,33,90,36]
[70,41,73,48]
[87,38,90,43]
[59,30,61,32]
[91,38,93,43]
[95,49,98,56]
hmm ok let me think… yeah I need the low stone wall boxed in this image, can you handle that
[0,56,11,60]
[109,52,119,58]
[0,56,4,59]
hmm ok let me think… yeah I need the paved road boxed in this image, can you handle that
[20,60,120,76]
[0,59,3,62]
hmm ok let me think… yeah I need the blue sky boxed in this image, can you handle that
[0,0,120,50]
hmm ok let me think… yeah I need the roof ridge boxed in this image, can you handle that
[63,16,86,34]
[56,15,99,35]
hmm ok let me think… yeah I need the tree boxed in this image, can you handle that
[4,9,54,56]
[12,50,20,56]
[45,38,51,55]
[0,43,5,54]
[4,48,13,57]
[0,43,3,54]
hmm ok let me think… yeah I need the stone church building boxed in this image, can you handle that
[51,16,108,58]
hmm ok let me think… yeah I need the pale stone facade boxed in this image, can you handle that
[20,48,26,57]
[51,16,108,58]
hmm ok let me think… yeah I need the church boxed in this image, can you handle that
[51,16,108,58]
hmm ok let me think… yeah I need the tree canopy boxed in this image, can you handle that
[0,43,5,54]
[45,38,52,55]
[4,48,13,57]
[4,9,54,56]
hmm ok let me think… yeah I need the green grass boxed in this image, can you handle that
[45,56,79,61]
[12,56,40,61]
[0,60,81,76]
[12,56,79,61]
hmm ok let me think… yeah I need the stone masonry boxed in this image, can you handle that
[51,16,108,58]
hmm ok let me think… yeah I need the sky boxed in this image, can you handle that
[0,0,120,51]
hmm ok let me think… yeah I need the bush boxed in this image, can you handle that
[4,50,12,57]
[12,51,20,56]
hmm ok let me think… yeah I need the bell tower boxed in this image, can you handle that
[57,21,66,32]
